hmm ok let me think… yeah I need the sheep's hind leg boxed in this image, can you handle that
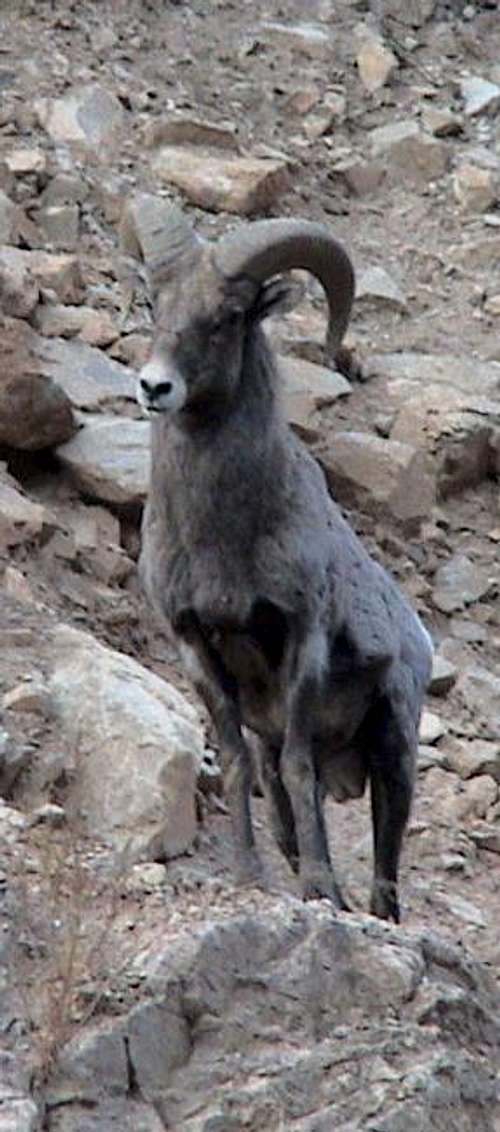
[367,703,416,923]
[177,622,262,887]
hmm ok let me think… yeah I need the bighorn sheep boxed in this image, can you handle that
[137,207,432,922]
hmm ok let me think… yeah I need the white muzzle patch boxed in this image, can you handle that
[137,359,187,416]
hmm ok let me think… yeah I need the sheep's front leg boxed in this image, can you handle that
[259,740,299,874]
[177,622,262,886]
[280,708,348,909]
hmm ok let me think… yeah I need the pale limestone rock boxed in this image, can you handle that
[428,654,458,696]
[0,190,18,244]
[258,22,332,59]
[370,120,448,185]
[323,431,435,523]
[422,106,462,137]
[143,114,237,150]
[367,352,500,397]
[5,146,47,175]
[356,265,407,311]
[152,146,291,215]
[432,554,493,614]
[0,470,53,550]
[281,355,350,440]
[35,83,125,152]
[3,679,49,713]
[48,624,205,860]
[56,416,150,505]
[357,37,398,94]
[0,246,82,303]
[36,336,135,410]
[460,75,500,118]
[419,709,447,745]
[453,163,497,213]
[40,203,80,250]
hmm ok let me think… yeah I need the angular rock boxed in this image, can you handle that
[448,234,500,270]
[0,246,82,303]
[0,469,53,550]
[456,665,500,740]
[419,709,447,745]
[36,336,135,410]
[323,431,435,524]
[40,203,80,251]
[303,91,346,140]
[484,293,500,316]
[0,248,39,318]
[356,36,398,94]
[0,189,18,244]
[35,83,125,152]
[460,75,500,117]
[377,0,436,26]
[428,654,458,696]
[143,114,237,151]
[119,192,186,271]
[0,318,76,450]
[258,22,332,58]
[35,304,117,347]
[446,739,500,782]
[370,120,448,186]
[281,355,351,439]
[48,624,205,860]
[152,146,291,215]
[421,106,462,137]
[332,154,385,196]
[356,265,407,311]
[5,146,47,176]
[367,352,500,397]
[453,164,497,213]
[56,416,150,506]
[390,383,499,496]
[40,172,89,208]
[432,554,493,613]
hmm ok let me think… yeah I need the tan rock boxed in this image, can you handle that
[152,146,291,215]
[357,38,398,94]
[119,192,185,270]
[303,92,346,139]
[333,156,385,196]
[0,317,76,450]
[460,75,500,118]
[5,147,47,176]
[36,336,135,410]
[370,120,448,186]
[258,21,332,59]
[484,293,500,316]
[0,249,39,318]
[281,355,351,440]
[421,106,462,137]
[48,624,206,860]
[419,709,447,745]
[0,468,53,550]
[34,303,117,346]
[323,431,435,524]
[143,114,237,150]
[453,164,497,213]
[0,246,82,303]
[40,203,80,251]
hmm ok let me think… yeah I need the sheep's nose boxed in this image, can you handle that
[140,378,173,399]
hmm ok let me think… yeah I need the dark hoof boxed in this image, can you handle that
[370,882,400,924]
[301,869,350,911]
[236,850,264,890]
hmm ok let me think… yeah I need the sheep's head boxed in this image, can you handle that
[136,208,355,419]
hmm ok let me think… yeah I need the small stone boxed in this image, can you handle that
[460,75,500,117]
[2,565,36,604]
[0,317,76,450]
[453,164,497,213]
[152,147,291,215]
[450,618,488,643]
[428,654,458,696]
[333,155,385,196]
[5,147,47,175]
[143,114,238,151]
[126,863,167,894]
[282,355,351,439]
[357,36,398,94]
[30,802,66,827]
[469,824,500,853]
[258,22,332,59]
[0,247,82,303]
[40,172,89,207]
[419,709,447,745]
[303,92,346,139]
[0,189,18,243]
[446,739,500,782]
[40,204,80,251]
[0,247,39,318]
[367,352,500,397]
[454,776,498,823]
[356,265,407,311]
[421,106,462,137]
[0,470,53,550]
[418,744,449,771]
[432,554,493,613]
[483,293,500,318]
[36,336,135,410]
[284,86,320,115]
[3,680,49,714]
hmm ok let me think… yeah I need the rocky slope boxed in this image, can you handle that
[0,1,499,1128]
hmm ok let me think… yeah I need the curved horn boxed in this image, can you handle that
[212,218,352,359]
[138,199,202,291]
[213,219,355,361]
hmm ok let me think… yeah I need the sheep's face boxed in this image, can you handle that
[137,255,257,420]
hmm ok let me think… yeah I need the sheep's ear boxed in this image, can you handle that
[251,275,304,323]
